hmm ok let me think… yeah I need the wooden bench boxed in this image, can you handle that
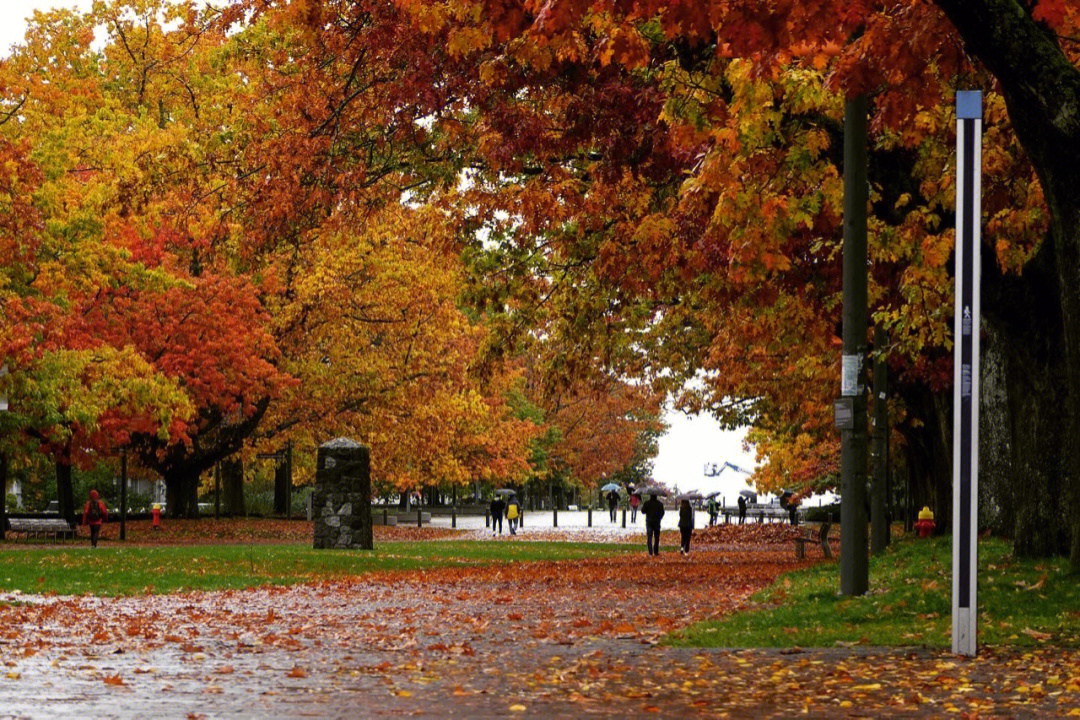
[794,521,833,559]
[8,518,77,542]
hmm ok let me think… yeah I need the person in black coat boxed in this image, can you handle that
[490,497,505,536]
[642,494,665,556]
[607,490,619,522]
[737,495,747,525]
[678,499,694,555]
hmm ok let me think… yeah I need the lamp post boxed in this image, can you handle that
[1,364,8,542]
[119,447,128,541]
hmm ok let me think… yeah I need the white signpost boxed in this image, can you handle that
[952,90,981,657]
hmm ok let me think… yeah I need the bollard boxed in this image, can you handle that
[383,506,388,526]
[724,511,730,525]
[758,511,764,524]
[485,510,490,528]
[587,507,592,527]
[452,506,457,529]
[519,508,524,528]
[621,507,626,528]
[417,507,422,528]
[553,506,558,528]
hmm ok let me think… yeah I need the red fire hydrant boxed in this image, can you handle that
[151,503,162,530]
[914,506,935,538]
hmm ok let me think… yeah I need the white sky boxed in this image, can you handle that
[1,1,768,498]
[0,1,93,57]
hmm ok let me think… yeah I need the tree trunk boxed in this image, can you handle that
[56,459,75,526]
[935,0,1080,570]
[978,322,1015,536]
[221,458,245,516]
[273,460,288,515]
[897,385,952,532]
[164,470,199,518]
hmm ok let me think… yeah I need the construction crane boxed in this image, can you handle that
[704,461,753,477]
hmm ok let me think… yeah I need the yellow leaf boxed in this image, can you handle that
[509,705,527,712]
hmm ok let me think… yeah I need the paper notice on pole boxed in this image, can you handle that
[0,364,7,412]
[841,354,861,396]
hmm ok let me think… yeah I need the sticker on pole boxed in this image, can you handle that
[841,354,862,396]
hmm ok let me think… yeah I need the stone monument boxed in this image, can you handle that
[312,438,373,550]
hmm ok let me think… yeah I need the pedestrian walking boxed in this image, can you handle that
[678,498,694,555]
[490,496,505,536]
[707,496,719,526]
[737,494,747,525]
[642,493,664,556]
[506,495,520,536]
[607,490,619,523]
[629,491,640,523]
[82,489,108,548]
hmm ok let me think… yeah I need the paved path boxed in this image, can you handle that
[0,548,1076,718]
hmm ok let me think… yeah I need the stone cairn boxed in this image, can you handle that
[312,438,373,550]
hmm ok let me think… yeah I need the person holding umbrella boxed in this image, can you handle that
[490,494,506,536]
[628,489,641,524]
[606,489,619,523]
[737,493,748,524]
[641,490,665,556]
[678,497,695,555]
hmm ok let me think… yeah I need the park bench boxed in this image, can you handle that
[7,518,77,542]
[793,521,832,560]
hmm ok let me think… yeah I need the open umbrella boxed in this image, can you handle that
[705,491,722,499]
[676,491,703,501]
[600,483,622,493]
[636,486,669,496]
[739,489,758,503]
[495,488,517,496]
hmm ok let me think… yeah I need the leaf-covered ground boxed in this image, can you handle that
[0,531,1077,717]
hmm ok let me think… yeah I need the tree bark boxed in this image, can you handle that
[56,458,75,526]
[221,457,245,516]
[934,0,1080,571]
[164,469,200,518]
[274,460,288,515]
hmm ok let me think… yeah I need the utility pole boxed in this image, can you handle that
[871,326,890,554]
[120,448,128,541]
[839,93,869,596]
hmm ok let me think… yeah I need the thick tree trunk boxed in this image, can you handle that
[164,470,199,518]
[935,0,1080,569]
[978,323,1014,536]
[221,458,245,516]
[56,459,75,526]
[273,460,288,515]
[898,385,952,532]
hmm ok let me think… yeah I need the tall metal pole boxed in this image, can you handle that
[871,326,889,555]
[840,94,870,596]
[953,90,982,657]
[0,452,7,542]
[286,442,293,520]
[120,448,128,541]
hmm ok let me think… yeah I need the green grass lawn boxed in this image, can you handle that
[669,535,1080,649]
[0,541,637,597]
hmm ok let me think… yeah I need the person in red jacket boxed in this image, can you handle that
[81,490,108,548]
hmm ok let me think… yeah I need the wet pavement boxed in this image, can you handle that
[1,549,1077,718]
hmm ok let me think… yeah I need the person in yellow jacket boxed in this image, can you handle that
[506,495,520,536]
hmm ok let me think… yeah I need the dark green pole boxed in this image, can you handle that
[286,442,293,520]
[840,93,870,596]
[120,448,128,541]
[0,452,7,542]
[871,326,890,554]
